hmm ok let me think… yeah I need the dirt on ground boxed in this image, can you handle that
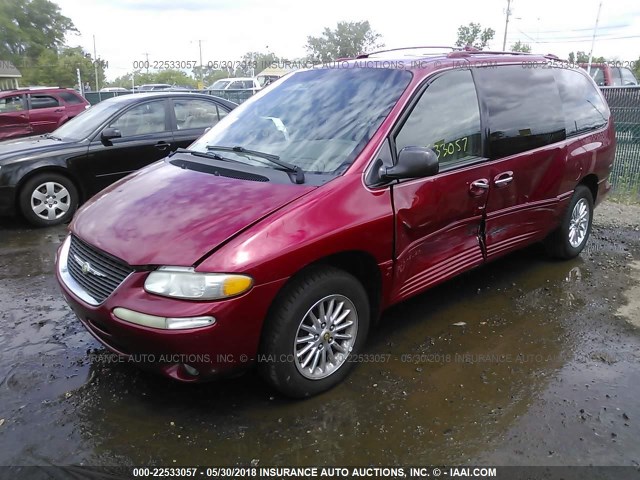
[0,200,639,468]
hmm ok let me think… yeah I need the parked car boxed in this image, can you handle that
[0,92,236,226]
[136,84,173,92]
[100,87,130,93]
[208,77,261,93]
[580,63,638,86]
[56,49,614,398]
[0,87,90,141]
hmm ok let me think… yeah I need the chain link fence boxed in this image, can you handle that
[601,86,640,199]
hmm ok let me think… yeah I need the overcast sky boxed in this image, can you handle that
[55,0,640,81]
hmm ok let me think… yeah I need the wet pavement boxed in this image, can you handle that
[0,203,639,467]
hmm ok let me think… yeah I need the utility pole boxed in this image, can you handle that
[502,0,512,51]
[587,1,603,75]
[142,52,150,73]
[93,35,101,99]
[198,40,204,89]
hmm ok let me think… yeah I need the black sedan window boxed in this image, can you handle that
[109,100,167,137]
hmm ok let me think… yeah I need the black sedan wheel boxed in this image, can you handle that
[19,173,79,227]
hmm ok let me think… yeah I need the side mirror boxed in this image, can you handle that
[101,127,122,144]
[379,146,439,181]
[203,127,212,134]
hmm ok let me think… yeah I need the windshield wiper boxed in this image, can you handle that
[44,133,62,141]
[169,148,244,164]
[206,145,305,184]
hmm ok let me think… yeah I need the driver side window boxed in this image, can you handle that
[395,69,482,169]
[110,100,167,138]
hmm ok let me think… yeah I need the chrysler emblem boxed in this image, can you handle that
[73,254,106,278]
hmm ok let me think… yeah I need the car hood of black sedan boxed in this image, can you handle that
[0,135,81,164]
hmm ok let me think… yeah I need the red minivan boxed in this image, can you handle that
[0,87,89,141]
[56,49,615,397]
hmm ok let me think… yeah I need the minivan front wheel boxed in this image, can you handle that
[545,185,594,259]
[259,266,370,398]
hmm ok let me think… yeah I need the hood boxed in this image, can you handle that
[71,160,316,266]
[0,135,77,163]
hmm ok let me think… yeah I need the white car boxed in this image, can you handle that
[208,77,261,92]
[99,87,129,93]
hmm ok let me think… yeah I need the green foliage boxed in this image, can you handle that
[568,51,606,63]
[108,69,197,89]
[455,23,495,50]
[633,55,640,80]
[510,41,531,53]
[19,46,106,88]
[0,0,76,61]
[305,21,384,63]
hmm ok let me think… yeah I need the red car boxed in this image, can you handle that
[0,87,89,141]
[56,49,615,397]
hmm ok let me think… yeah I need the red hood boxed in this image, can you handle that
[71,161,315,266]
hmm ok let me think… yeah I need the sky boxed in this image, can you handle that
[54,0,640,82]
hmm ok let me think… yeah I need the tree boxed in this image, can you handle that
[510,41,531,53]
[305,21,384,63]
[634,55,640,81]
[19,47,106,88]
[568,51,605,64]
[0,0,76,62]
[455,23,495,50]
[109,69,197,89]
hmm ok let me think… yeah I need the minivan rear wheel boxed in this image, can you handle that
[19,172,79,227]
[259,266,370,398]
[545,185,594,259]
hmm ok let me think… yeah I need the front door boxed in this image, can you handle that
[0,94,30,140]
[390,69,491,303]
[81,99,174,196]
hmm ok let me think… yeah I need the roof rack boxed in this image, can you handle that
[356,46,457,58]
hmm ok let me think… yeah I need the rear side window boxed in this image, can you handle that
[395,69,482,168]
[553,69,609,137]
[474,66,565,159]
[30,95,60,109]
[174,99,221,130]
[58,91,85,104]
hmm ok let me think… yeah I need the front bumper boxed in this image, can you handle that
[55,241,287,382]
[0,185,16,216]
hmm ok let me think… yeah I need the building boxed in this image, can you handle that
[0,61,21,90]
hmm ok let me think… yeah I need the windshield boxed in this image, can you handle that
[210,80,231,89]
[53,102,121,141]
[191,67,412,174]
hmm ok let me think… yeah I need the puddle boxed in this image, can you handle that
[0,218,639,466]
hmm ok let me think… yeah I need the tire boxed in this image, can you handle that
[545,185,594,259]
[259,266,370,398]
[19,172,79,227]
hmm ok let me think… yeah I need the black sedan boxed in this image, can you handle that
[0,92,236,226]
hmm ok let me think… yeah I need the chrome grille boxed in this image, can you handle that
[67,235,133,304]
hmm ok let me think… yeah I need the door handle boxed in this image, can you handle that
[54,108,64,113]
[494,171,514,187]
[154,141,170,151]
[469,178,489,196]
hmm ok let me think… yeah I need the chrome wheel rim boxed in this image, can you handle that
[31,181,71,221]
[294,294,358,380]
[569,198,589,248]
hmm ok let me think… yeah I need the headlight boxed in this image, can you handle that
[144,266,253,300]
